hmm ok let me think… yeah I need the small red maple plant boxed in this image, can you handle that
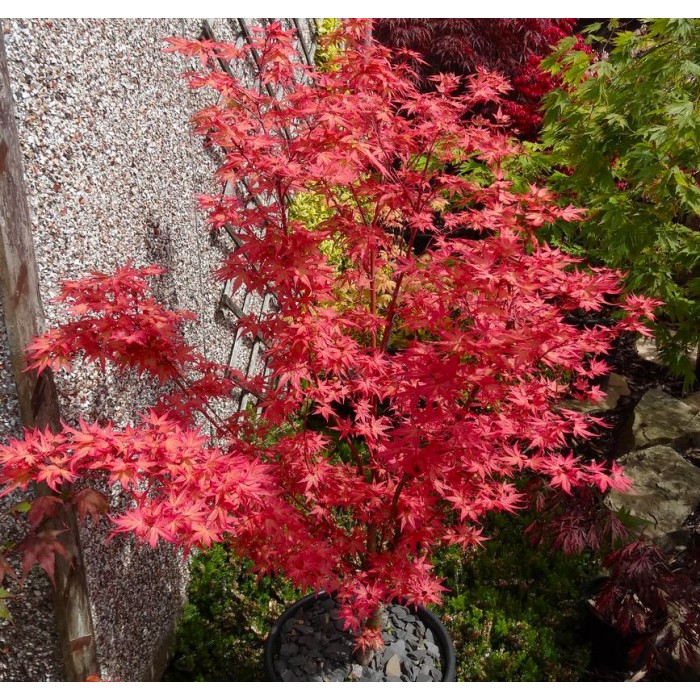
[0,21,658,651]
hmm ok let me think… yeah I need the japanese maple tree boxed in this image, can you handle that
[0,20,658,652]
[373,19,583,138]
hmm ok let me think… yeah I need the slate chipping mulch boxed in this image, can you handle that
[273,598,444,682]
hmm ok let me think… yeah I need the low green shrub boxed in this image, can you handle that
[165,513,591,681]
[163,547,302,681]
[433,513,591,681]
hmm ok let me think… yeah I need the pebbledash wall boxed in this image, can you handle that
[0,18,316,681]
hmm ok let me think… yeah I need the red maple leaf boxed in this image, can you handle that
[20,531,70,586]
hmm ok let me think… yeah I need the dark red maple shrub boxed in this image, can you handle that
[373,18,581,138]
[590,540,700,674]
[0,20,658,651]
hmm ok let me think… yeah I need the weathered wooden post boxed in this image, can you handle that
[0,29,99,682]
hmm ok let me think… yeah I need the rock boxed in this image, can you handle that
[385,654,402,678]
[294,623,315,635]
[606,372,631,405]
[279,642,299,657]
[619,389,700,454]
[304,660,321,675]
[280,669,296,682]
[390,604,408,620]
[328,668,347,682]
[636,337,698,368]
[608,446,700,548]
[388,639,406,658]
[350,663,363,680]
[636,336,663,364]
[424,628,434,644]
[425,642,440,659]
[288,655,307,667]
[325,642,351,661]
[420,661,435,675]
[416,673,433,682]
[561,372,631,414]
[681,391,700,412]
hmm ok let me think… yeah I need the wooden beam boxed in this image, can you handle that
[292,19,314,67]
[0,30,99,682]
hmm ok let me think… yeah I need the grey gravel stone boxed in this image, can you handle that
[426,642,440,658]
[388,639,407,658]
[329,668,348,681]
[385,654,402,678]
[350,663,363,679]
[280,642,299,657]
[408,650,428,662]
[326,642,351,659]
[390,604,408,619]
[429,666,443,681]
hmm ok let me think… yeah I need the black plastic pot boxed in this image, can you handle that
[264,592,457,682]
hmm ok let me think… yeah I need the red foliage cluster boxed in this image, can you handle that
[0,21,657,649]
[373,19,583,138]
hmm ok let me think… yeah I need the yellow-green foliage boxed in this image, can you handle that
[289,189,397,317]
[314,18,343,71]
[288,191,348,271]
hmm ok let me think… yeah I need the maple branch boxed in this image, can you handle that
[379,227,418,354]
[385,472,411,552]
[169,373,231,437]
